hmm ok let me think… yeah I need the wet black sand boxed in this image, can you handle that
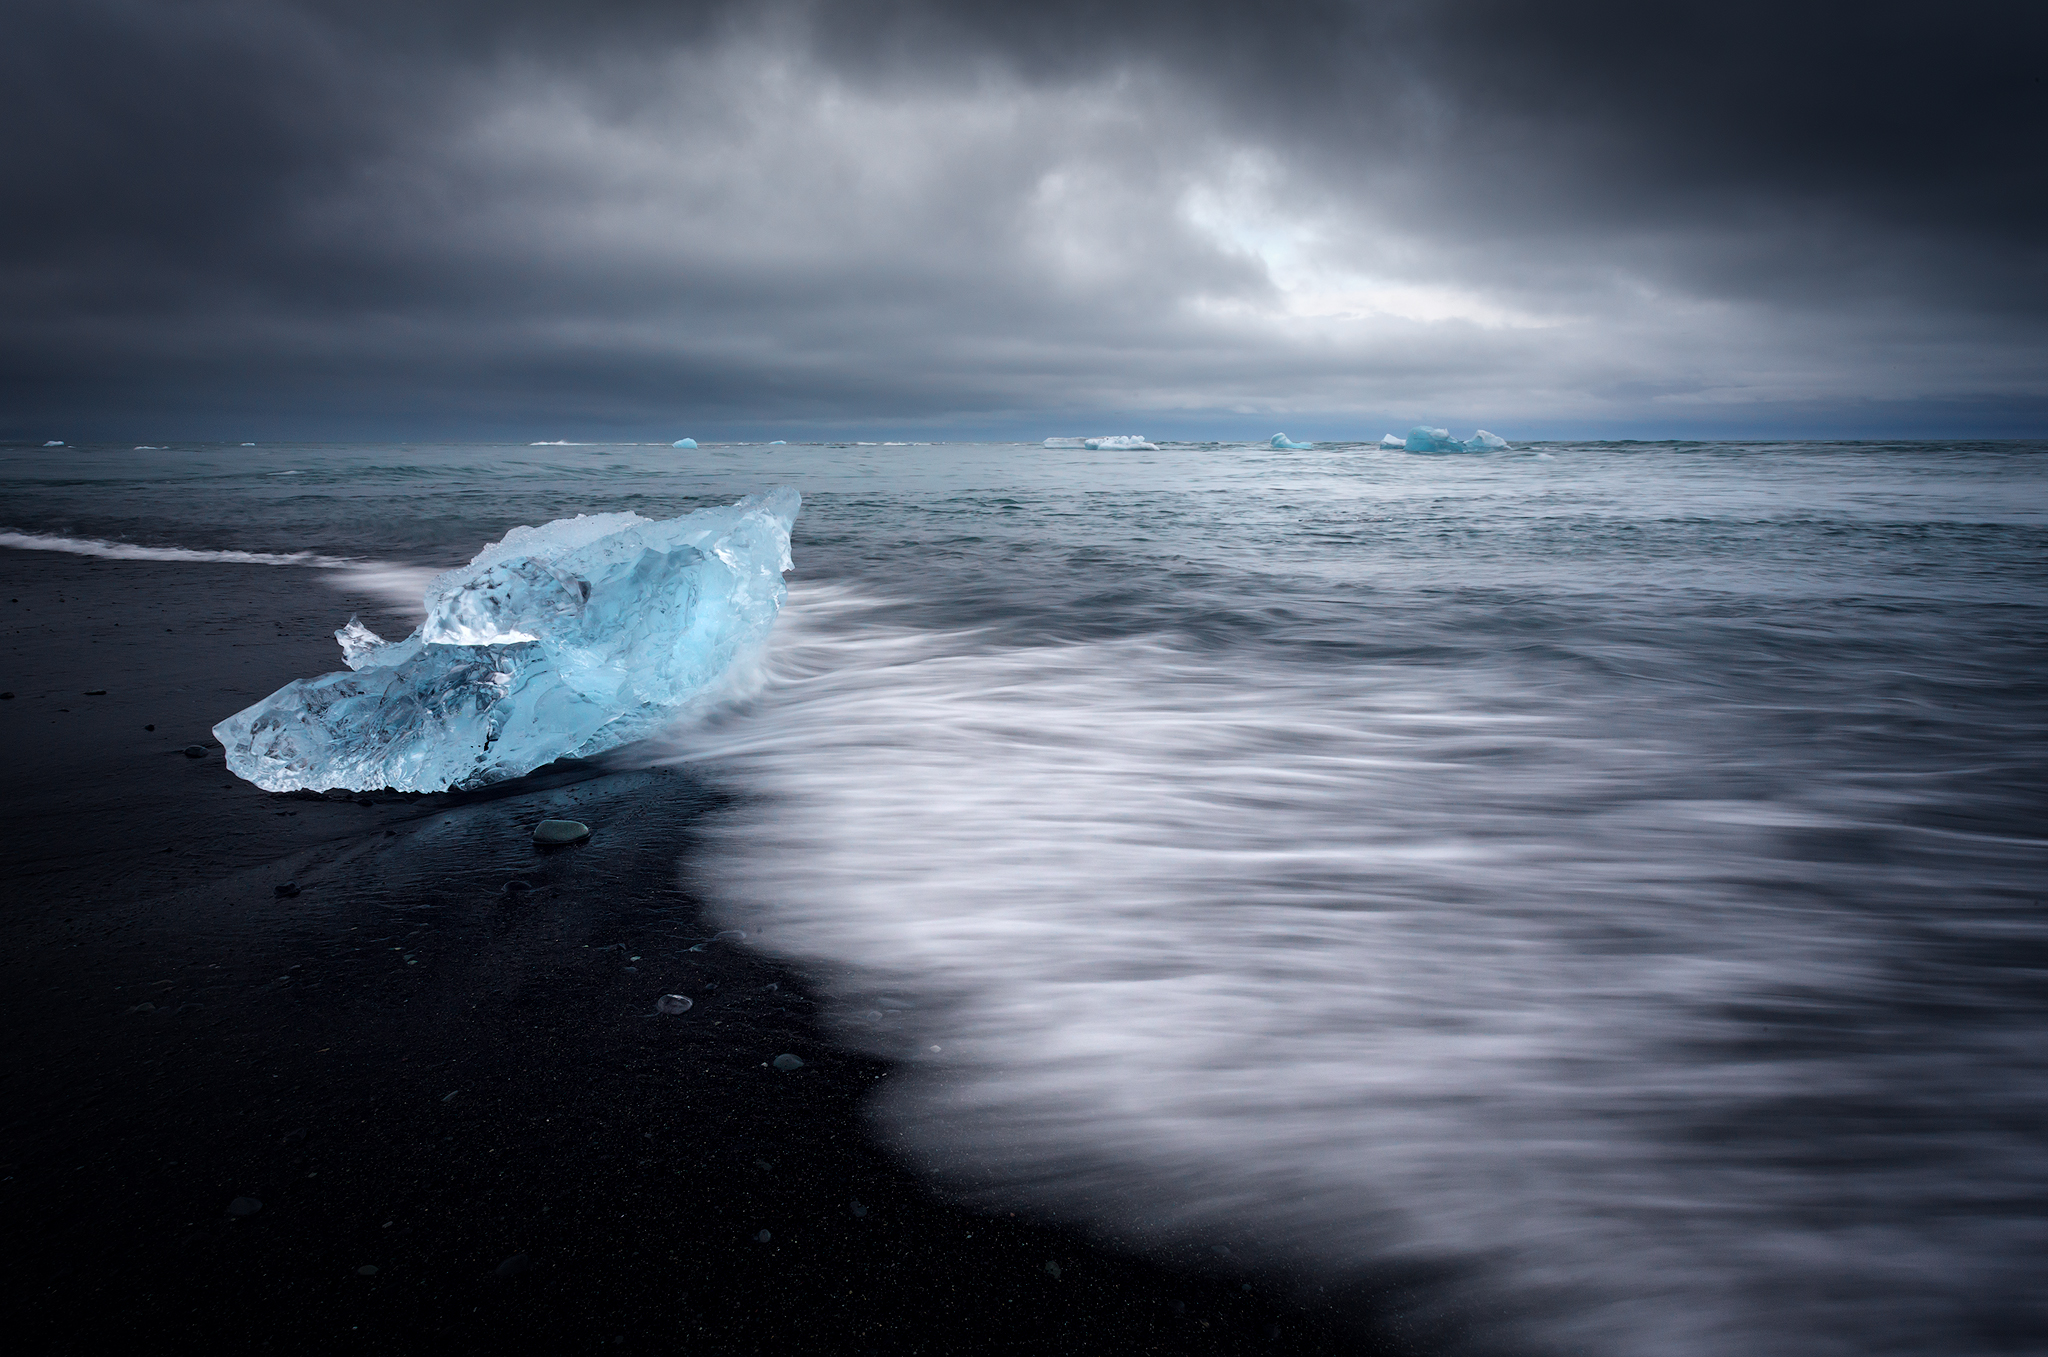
[1,553,1396,1354]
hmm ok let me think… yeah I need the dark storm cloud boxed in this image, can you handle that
[3,0,2043,440]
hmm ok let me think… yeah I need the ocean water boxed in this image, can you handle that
[5,439,2045,1355]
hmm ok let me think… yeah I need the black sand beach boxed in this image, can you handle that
[1,552,1377,1354]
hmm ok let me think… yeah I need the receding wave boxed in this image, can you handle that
[0,529,354,568]
[666,582,2048,1357]
[1,530,437,614]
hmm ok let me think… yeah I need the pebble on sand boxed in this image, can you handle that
[531,819,591,846]
[183,745,207,758]
[656,994,693,1015]
[772,1053,805,1071]
[227,1196,263,1217]
[274,882,300,898]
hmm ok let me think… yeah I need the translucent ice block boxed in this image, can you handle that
[215,489,800,792]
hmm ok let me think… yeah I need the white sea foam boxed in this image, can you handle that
[0,530,355,568]
[0,531,437,614]
[666,582,2048,1357]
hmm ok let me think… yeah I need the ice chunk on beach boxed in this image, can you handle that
[1270,433,1313,450]
[1081,435,1158,451]
[214,489,801,793]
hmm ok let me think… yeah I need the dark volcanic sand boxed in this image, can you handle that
[1,554,1387,1354]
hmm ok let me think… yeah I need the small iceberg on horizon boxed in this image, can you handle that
[1045,435,1158,451]
[1270,433,1314,450]
[214,489,801,793]
[1402,426,1513,453]
[672,438,698,449]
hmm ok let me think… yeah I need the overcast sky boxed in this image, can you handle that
[4,0,2043,441]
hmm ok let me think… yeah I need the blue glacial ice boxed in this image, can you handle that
[1403,426,1512,453]
[1270,433,1314,450]
[672,438,698,448]
[214,489,801,793]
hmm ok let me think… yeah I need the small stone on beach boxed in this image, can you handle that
[274,882,300,898]
[531,819,591,846]
[656,994,693,1015]
[503,879,531,895]
[183,745,207,758]
[772,1053,804,1071]
[755,1230,772,1243]
[227,1196,263,1217]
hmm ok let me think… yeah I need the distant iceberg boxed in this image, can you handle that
[215,490,800,793]
[672,438,698,449]
[1403,426,1513,453]
[1270,433,1313,450]
[1044,435,1158,450]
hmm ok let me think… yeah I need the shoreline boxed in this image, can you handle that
[1,551,1375,1353]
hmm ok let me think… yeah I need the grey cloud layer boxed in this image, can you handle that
[4,0,2042,439]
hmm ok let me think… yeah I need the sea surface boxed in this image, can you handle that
[5,438,2045,1355]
